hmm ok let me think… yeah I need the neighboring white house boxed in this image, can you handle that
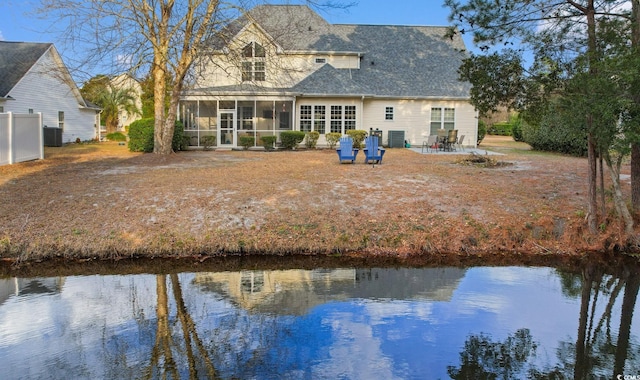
[180,4,477,149]
[110,73,143,131]
[0,41,100,143]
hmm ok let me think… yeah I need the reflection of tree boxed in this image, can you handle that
[532,266,640,379]
[144,274,217,379]
[449,266,640,380]
[447,328,537,380]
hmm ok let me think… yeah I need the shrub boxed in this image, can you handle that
[239,135,255,150]
[477,120,487,144]
[305,131,320,148]
[172,120,184,151]
[106,132,127,142]
[346,129,367,148]
[522,116,587,156]
[260,135,277,150]
[511,115,524,142]
[201,135,216,151]
[280,131,305,149]
[181,136,190,150]
[128,118,154,152]
[127,118,185,152]
[325,132,341,149]
[489,122,513,136]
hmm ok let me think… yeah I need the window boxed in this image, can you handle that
[301,105,356,134]
[241,42,266,82]
[315,58,326,64]
[344,106,356,130]
[300,105,312,132]
[28,109,33,114]
[430,107,455,134]
[330,106,342,133]
[385,107,394,120]
[58,111,64,130]
[0,106,3,113]
[314,106,326,134]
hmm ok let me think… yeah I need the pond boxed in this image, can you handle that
[1,263,639,379]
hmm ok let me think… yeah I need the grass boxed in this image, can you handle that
[0,135,637,268]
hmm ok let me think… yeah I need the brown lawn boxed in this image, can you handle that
[0,135,637,269]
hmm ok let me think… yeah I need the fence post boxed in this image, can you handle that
[8,111,13,164]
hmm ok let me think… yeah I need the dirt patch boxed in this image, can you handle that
[0,136,638,269]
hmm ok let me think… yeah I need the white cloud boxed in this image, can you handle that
[0,31,4,41]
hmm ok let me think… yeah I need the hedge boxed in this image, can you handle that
[128,118,184,153]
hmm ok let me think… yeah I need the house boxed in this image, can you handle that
[0,41,100,144]
[179,5,476,149]
[110,73,143,132]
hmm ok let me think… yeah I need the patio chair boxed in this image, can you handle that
[436,129,448,151]
[363,135,385,164]
[336,136,359,163]
[421,135,439,153]
[456,135,465,152]
[445,129,458,151]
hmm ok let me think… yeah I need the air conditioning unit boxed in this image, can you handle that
[388,130,405,148]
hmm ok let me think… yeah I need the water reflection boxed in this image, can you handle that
[0,266,639,379]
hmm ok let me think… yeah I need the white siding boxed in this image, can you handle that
[362,99,477,147]
[194,24,359,89]
[3,48,97,143]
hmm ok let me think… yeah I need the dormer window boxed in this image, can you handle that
[242,42,266,82]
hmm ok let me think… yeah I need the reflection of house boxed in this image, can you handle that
[0,277,65,306]
[0,41,100,143]
[180,5,476,149]
[193,268,466,315]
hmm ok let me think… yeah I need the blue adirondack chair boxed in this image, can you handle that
[336,137,358,163]
[363,136,385,164]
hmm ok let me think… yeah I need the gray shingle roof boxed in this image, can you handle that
[294,24,471,98]
[0,41,52,97]
[204,5,471,99]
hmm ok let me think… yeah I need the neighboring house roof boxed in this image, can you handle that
[0,41,96,109]
[202,5,471,99]
[0,41,52,98]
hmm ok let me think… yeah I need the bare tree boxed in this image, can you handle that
[37,0,354,155]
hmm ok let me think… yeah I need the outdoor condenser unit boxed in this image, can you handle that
[388,130,405,148]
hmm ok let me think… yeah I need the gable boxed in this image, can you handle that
[0,42,52,98]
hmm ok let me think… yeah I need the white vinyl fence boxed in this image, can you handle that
[0,112,44,166]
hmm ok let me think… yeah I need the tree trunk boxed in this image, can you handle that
[631,1,640,211]
[605,153,635,236]
[587,132,598,233]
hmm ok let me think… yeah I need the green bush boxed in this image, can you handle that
[325,132,341,149]
[511,115,524,142]
[180,135,190,151]
[239,135,255,150]
[305,131,320,148]
[346,129,367,148]
[522,116,587,156]
[280,131,306,149]
[128,118,154,152]
[106,132,127,142]
[477,120,487,145]
[260,135,277,150]
[489,122,513,136]
[172,120,184,151]
[127,118,185,152]
[201,135,216,151]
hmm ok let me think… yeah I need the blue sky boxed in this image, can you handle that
[0,1,460,44]
[0,0,473,81]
